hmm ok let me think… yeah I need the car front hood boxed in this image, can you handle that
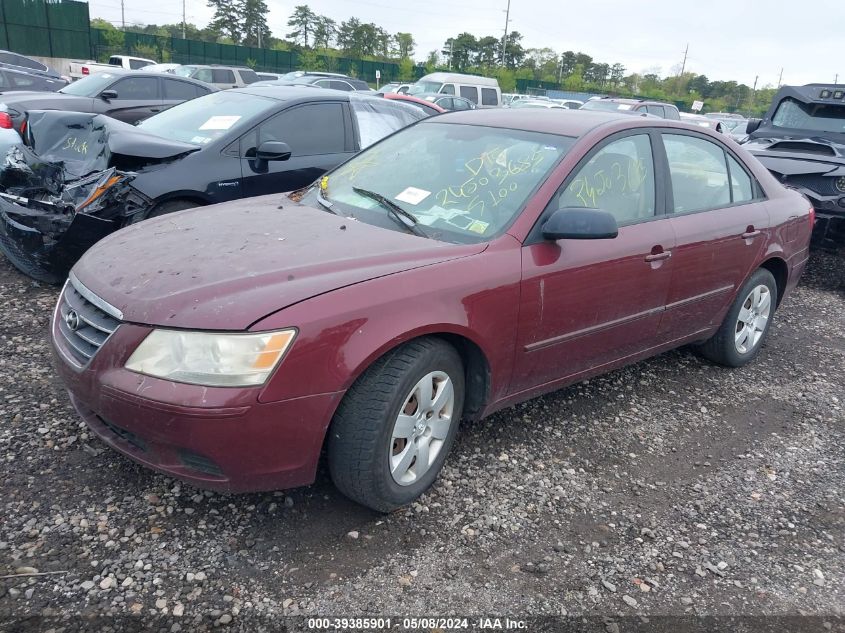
[744,136,845,176]
[72,195,486,330]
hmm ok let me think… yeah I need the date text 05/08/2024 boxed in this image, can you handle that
[306,618,528,630]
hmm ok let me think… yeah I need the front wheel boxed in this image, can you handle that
[328,338,465,512]
[698,268,777,367]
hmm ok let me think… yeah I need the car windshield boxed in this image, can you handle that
[58,73,118,97]
[771,98,845,134]
[409,81,442,95]
[314,122,574,243]
[138,91,278,144]
[173,66,198,77]
[580,100,634,112]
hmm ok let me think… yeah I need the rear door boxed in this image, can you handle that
[656,130,769,339]
[513,131,676,393]
[240,100,353,197]
[97,75,162,122]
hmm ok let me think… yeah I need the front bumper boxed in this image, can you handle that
[52,318,343,493]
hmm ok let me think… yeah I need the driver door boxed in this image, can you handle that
[239,101,355,197]
[512,131,676,394]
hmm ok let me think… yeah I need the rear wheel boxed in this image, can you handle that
[328,338,464,512]
[698,268,777,367]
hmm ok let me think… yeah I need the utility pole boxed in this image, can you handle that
[777,68,783,87]
[182,0,186,38]
[448,40,453,70]
[500,0,511,68]
[679,43,688,77]
[120,0,125,31]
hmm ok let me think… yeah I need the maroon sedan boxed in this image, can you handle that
[50,110,813,512]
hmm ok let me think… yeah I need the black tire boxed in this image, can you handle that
[698,268,778,367]
[328,338,465,513]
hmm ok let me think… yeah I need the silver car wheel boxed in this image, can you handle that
[389,371,455,486]
[735,284,772,354]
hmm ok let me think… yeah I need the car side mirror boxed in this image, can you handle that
[99,89,118,101]
[256,140,292,162]
[745,118,762,135]
[542,208,618,241]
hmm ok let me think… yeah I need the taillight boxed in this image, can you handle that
[0,112,11,129]
[19,119,27,137]
[82,66,89,75]
[808,206,815,227]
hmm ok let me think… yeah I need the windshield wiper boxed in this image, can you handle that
[316,187,341,215]
[352,187,427,237]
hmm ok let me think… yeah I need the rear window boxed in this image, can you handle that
[580,100,634,112]
[772,97,845,134]
[460,85,479,104]
[0,52,44,71]
[481,88,498,106]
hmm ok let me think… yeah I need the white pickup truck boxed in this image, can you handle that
[68,55,156,81]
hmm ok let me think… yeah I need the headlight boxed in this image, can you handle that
[125,329,296,387]
[835,176,845,193]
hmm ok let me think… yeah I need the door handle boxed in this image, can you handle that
[149,108,161,113]
[741,229,761,239]
[645,251,672,262]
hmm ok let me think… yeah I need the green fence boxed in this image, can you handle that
[0,0,89,59]
[88,29,409,83]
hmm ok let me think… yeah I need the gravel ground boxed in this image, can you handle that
[0,250,843,631]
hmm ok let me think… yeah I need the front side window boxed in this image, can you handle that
[329,80,353,91]
[663,133,730,213]
[111,77,158,99]
[239,69,259,84]
[245,103,346,157]
[192,68,213,83]
[129,59,151,70]
[556,134,656,225]
[440,83,456,95]
[452,98,471,111]
[647,105,665,118]
[317,122,573,243]
[460,86,479,104]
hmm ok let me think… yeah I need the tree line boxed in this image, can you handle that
[93,2,774,114]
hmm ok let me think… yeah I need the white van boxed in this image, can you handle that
[409,72,501,108]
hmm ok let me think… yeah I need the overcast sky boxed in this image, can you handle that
[88,0,843,88]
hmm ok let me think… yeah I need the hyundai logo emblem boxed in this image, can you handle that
[65,309,81,331]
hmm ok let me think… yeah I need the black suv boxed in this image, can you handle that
[581,97,681,120]
[744,84,845,247]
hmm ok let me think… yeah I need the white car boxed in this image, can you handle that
[144,63,182,74]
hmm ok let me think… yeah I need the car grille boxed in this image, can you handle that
[785,174,844,197]
[56,273,123,366]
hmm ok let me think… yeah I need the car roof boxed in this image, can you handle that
[428,108,707,137]
[235,85,377,102]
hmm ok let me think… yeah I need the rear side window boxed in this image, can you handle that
[647,105,665,118]
[727,155,754,203]
[212,69,235,84]
[663,133,731,213]
[11,74,37,88]
[351,99,425,148]
[248,103,346,156]
[111,76,158,99]
[664,106,681,121]
[460,86,479,104]
[452,98,472,111]
[481,88,498,106]
[440,83,455,95]
[239,70,259,84]
[129,59,151,70]
[163,79,200,100]
[329,80,353,91]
